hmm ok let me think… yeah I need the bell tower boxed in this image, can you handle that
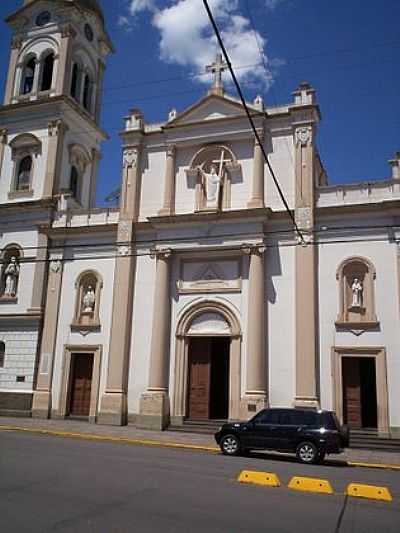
[0,0,113,208]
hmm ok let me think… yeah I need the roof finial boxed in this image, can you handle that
[206,53,228,96]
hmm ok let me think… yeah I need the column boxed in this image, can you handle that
[28,231,48,313]
[89,149,101,209]
[293,125,319,408]
[247,134,265,208]
[98,146,143,425]
[0,130,8,178]
[95,60,105,123]
[241,244,268,417]
[158,145,176,216]
[56,24,76,95]
[4,37,22,105]
[43,120,67,198]
[32,253,64,419]
[139,249,172,430]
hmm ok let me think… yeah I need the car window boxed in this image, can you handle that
[280,411,304,425]
[254,410,281,425]
[323,412,339,430]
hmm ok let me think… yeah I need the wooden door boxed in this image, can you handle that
[188,338,211,420]
[69,354,93,417]
[342,358,362,429]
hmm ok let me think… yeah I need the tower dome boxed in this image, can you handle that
[23,0,104,24]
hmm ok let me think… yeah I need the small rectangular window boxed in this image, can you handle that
[16,376,25,383]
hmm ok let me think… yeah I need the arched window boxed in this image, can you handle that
[70,166,79,199]
[0,342,5,368]
[41,53,54,92]
[22,58,36,95]
[16,156,32,191]
[82,74,91,111]
[71,63,79,100]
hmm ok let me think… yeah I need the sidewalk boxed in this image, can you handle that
[1,416,399,469]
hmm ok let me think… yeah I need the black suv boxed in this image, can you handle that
[215,408,349,464]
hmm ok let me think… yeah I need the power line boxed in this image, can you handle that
[202,0,304,244]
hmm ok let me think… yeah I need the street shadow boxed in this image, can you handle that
[240,450,349,468]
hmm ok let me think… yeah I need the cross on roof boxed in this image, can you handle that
[206,53,228,90]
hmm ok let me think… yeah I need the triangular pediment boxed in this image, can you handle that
[167,93,258,127]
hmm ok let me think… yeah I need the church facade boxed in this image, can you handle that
[1,0,400,437]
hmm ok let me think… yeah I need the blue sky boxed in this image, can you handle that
[0,0,399,205]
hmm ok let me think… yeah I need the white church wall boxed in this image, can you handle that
[318,235,400,430]
[139,147,165,221]
[127,252,157,414]
[265,134,295,211]
[51,249,116,412]
[0,326,39,392]
[174,145,197,215]
[229,139,253,211]
[267,242,296,407]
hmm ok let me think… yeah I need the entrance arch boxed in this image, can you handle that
[172,301,241,424]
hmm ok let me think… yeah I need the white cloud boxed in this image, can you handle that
[129,0,158,15]
[122,0,281,90]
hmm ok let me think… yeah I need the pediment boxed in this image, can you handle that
[167,94,252,127]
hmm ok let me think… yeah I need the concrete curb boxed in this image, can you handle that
[1,424,400,471]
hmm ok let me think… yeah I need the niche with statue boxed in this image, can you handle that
[71,271,102,333]
[336,257,378,328]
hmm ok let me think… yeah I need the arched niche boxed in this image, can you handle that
[71,270,103,332]
[0,244,23,300]
[185,144,241,211]
[173,300,242,424]
[336,256,378,327]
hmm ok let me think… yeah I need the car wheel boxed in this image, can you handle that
[220,434,241,456]
[296,441,319,464]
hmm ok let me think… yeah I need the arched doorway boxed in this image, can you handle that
[172,301,241,425]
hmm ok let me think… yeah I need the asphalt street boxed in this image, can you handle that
[0,430,399,533]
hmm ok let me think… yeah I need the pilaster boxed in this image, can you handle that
[158,145,176,216]
[43,120,68,198]
[240,244,268,417]
[138,249,172,430]
[28,230,49,313]
[57,24,76,95]
[293,124,319,409]
[89,148,101,208]
[0,130,8,179]
[32,253,64,419]
[247,133,265,208]
[98,143,143,425]
[98,221,136,426]
[4,35,22,105]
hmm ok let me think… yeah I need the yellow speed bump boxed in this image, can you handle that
[238,470,281,487]
[288,476,334,495]
[346,483,392,502]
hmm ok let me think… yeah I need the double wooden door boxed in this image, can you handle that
[342,358,362,429]
[69,354,93,417]
[188,338,211,420]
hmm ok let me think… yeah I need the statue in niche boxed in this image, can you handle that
[82,285,95,313]
[4,256,20,297]
[198,163,222,209]
[351,278,363,308]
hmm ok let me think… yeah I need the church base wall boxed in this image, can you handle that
[98,392,128,426]
[239,394,268,420]
[31,390,52,419]
[0,391,32,418]
[137,391,170,430]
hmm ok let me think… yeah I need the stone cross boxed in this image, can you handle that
[206,53,228,90]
